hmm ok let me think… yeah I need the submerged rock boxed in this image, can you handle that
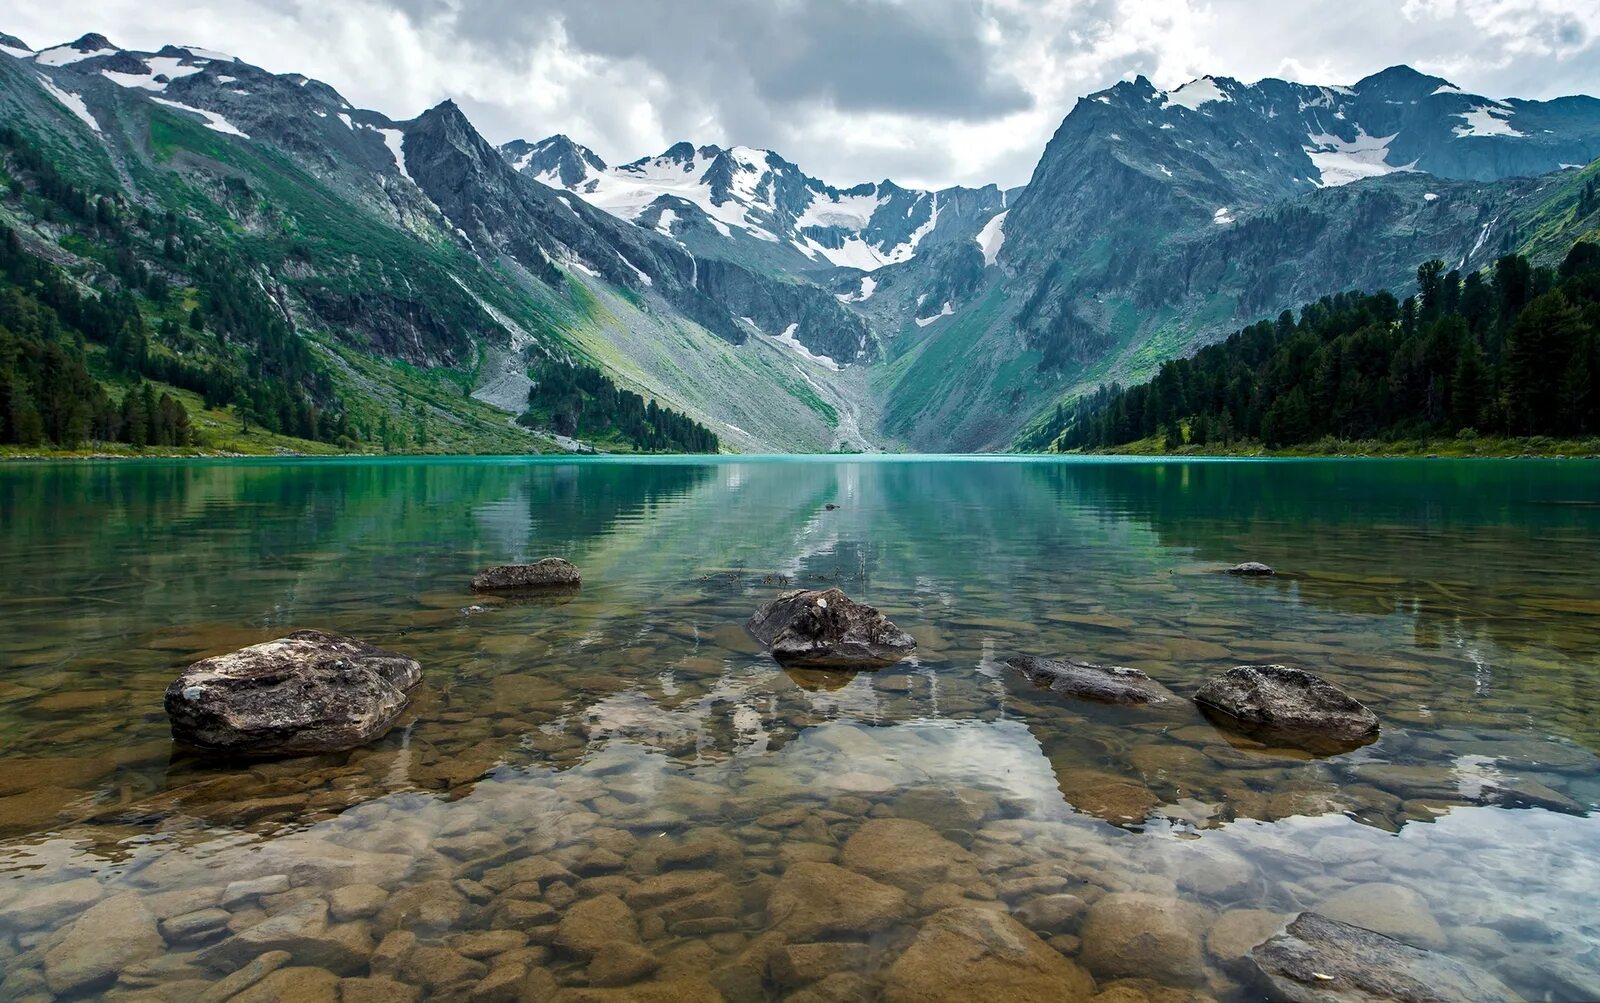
[471,558,581,591]
[1007,655,1175,705]
[747,588,915,668]
[44,893,164,995]
[1250,911,1522,1003]
[164,630,422,757]
[1226,562,1276,576]
[1193,664,1378,751]
[1080,892,1211,986]
[767,861,908,940]
[883,906,1097,1002]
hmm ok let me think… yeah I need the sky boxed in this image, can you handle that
[8,0,1600,190]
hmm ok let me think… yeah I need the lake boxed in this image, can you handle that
[1,456,1598,1001]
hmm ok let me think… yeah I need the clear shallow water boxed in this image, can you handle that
[0,456,1598,1001]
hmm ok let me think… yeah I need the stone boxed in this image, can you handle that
[201,899,373,974]
[556,894,638,957]
[626,871,732,910]
[0,877,103,930]
[553,977,725,1002]
[1251,911,1521,1003]
[1193,665,1378,751]
[165,630,422,756]
[1316,883,1445,950]
[398,945,488,993]
[471,558,581,590]
[223,875,293,908]
[883,906,1097,1002]
[229,966,341,1003]
[329,883,389,921]
[767,862,908,940]
[452,929,530,959]
[840,818,970,888]
[1012,894,1087,934]
[1205,909,1287,974]
[44,893,164,994]
[769,942,872,988]
[1226,562,1275,576]
[746,588,916,668]
[1080,892,1211,985]
[588,942,661,986]
[1007,655,1176,705]
[375,880,469,936]
[340,976,424,1003]
[160,907,232,945]
[196,950,291,1003]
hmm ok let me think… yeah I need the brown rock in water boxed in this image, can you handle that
[767,861,908,940]
[883,906,1097,1002]
[1251,912,1522,1003]
[1193,664,1378,752]
[1315,883,1445,951]
[1007,654,1176,705]
[747,588,916,668]
[471,558,581,591]
[556,894,638,957]
[840,817,972,888]
[44,893,165,994]
[1080,892,1211,985]
[164,630,422,757]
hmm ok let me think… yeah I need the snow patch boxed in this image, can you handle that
[0,42,32,59]
[914,302,954,327]
[34,43,112,66]
[770,323,843,370]
[35,74,99,133]
[617,253,652,286]
[654,207,678,236]
[375,128,411,182]
[1423,192,1439,201]
[1213,207,1235,225]
[1167,77,1229,110]
[149,96,248,138]
[836,275,877,303]
[179,45,236,62]
[1453,105,1524,138]
[975,210,1008,267]
[1431,83,1463,96]
[1304,128,1413,187]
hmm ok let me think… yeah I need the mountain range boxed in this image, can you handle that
[3,30,1599,453]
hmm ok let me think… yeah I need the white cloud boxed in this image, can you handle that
[8,0,1599,189]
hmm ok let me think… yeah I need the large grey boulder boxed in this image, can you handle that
[747,588,915,668]
[165,630,422,757]
[1251,912,1522,1003]
[471,557,580,591]
[1194,665,1378,750]
[1007,654,1175,705]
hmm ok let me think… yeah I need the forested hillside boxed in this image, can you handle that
[1032,240,1600,451]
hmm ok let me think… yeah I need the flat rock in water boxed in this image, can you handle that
[1006,654,1175,705]
[471,558,581,591]
[1194,664,1378,752]
[1227,562,1276,576]
[164,630,422,757]
[747,588,915,668]
[1250,911,1523,1003]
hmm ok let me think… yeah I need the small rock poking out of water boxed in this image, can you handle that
[471,557,581,591]
[1194,664,1378,751]
[747,588,916,668]
[824,503,840,510]
[1226,561,1275,576]
[164,629,422,757]
[1250,912,1521,1003]
[1007,654,1176,705]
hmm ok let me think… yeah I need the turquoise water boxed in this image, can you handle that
[1,456,1597,1000]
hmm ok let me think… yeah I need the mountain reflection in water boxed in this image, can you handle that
[1,456,1597,1001]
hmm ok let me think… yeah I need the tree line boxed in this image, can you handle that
[1031,240,1600,451]
[520,359,719,453]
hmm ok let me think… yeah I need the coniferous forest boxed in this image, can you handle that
[519,359,720,453]
[1032,240,1600,452]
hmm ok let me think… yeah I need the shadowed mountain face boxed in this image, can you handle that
[5,34,1600,452]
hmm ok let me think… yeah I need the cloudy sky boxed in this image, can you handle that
[9,0,1600,189]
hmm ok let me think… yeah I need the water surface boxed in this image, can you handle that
[1,457,1598,1000]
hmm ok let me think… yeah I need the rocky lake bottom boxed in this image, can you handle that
[0,456,1597,1001]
